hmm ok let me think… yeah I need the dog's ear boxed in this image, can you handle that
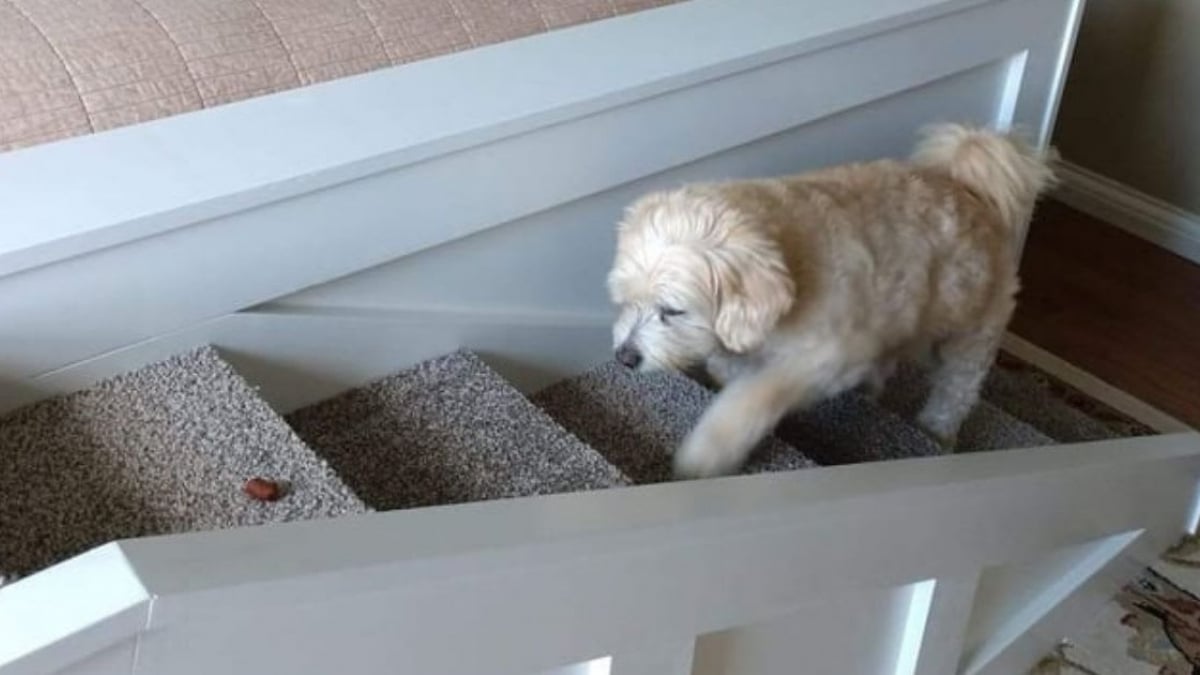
[708,229,795,353]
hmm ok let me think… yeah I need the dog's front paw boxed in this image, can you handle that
[673,432,744,480]
[916,411,960,452]
[928,431,958,451]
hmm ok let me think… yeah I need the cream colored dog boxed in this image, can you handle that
[607,124,1057,478]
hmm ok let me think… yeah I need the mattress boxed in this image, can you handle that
[0,0,681,153]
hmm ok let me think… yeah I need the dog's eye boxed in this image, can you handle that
[658,306,685,321]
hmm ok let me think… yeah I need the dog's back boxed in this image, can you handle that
[719,126,1055,345]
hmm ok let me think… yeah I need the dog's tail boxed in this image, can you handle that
[911,123,1058,235]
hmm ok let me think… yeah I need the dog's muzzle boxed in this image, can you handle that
[615,344,642,369]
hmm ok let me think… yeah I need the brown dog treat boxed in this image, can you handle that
[244,477,283,501]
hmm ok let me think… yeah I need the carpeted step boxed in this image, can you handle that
[531,362,815,483]
[772,392,946,466]
[880,365,1053,451]
[981,358,1130,443]
[286,351,630,510]
[0,347,366,584]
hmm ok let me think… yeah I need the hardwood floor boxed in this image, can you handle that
[1012,200,1200,428]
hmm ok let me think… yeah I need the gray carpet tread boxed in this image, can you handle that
[533,360,1060,475]
[773,392,946,465]
[532,362,816,483]
[286,351,630,511]
[981,366,1122,443]
[0,347,366,582]
[955,399,1052,451]
[880,365,1053,452]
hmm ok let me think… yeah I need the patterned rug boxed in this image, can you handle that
[1002,350,1197,675]
[1032,545,1200,675]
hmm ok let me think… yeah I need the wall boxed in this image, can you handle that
[1054,0,1200,215]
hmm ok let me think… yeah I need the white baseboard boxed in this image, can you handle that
[1001,332,1191,434]
[1053,161,1200,265]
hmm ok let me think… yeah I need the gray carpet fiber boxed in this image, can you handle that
[0,347,366,581]
[880,365,1053,451]
[287,351,630,510]
[532,362,816,483]
[773,392,946,465]
[982,367,1120,443]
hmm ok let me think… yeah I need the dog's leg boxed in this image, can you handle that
[916,329,1003,449]
[674,364,822,479]
[861,358,897,402]
[703,350,756,389]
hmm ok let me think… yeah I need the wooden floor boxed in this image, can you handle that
[1012,200,1200,428]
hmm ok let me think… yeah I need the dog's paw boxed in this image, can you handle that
[673,433,744,480]
[916,413,959,452]
[930,431,958,452]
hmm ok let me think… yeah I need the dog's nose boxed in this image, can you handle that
[616,344,642,369]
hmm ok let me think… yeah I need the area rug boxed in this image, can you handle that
[1032,541,1200,675]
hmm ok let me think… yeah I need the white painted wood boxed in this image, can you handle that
[894,580,939,675]
[1,434,1190,675]
[539,657,614,675]
[25,308,613,414]
[0,545,149,675]
[273,51,1013,317]
[1001,333,1192,434]
[905,574,981,675]
[692,585,916,675]
[54,642,138,675]
[960,531,1143,675]
[1054,160,1200,265]
[0,0,990,274]
[611,644,694,675]
[0,0,1080,401]
[1029,0,1087,148]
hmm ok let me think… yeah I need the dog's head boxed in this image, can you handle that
[606,188,795,372]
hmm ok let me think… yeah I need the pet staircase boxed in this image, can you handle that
[0,347,1082,585]
[2,346,1069,585]
[2,0,1199,672]
[5,344,1197,675]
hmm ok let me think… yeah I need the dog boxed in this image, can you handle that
[607,123,1057,478]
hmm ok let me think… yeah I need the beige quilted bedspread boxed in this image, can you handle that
[0,0,679,152]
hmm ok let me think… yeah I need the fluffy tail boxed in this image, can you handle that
[911,123,1058,234]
